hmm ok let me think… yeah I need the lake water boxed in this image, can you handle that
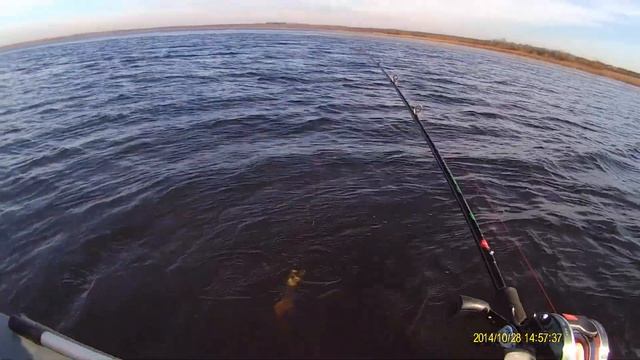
[0,30,638,358]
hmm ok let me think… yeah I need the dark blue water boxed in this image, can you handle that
[1,30,639,358]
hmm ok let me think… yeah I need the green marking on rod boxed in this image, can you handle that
[470,212,477,222]
[453,179,462,193]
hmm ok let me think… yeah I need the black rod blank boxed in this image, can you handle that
[372,61,507,291]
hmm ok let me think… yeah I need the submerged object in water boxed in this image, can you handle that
[274,269,305,319]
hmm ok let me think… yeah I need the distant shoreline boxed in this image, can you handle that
[2,23,639,87]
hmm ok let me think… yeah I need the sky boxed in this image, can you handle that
[1,0,639,72]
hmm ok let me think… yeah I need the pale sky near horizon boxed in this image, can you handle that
[1,0,639,72]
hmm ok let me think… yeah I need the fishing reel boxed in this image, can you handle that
[456,294,609,360]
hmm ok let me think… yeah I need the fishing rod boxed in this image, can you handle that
[371,59,526,325]
[370,58,610,360]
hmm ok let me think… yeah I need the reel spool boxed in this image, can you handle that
[529,313,609,360]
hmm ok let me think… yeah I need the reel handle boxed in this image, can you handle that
[455,295,511,328]
[499,287,527,325]
[458,295,491,313]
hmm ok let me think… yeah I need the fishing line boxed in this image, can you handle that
[467,181,558,313]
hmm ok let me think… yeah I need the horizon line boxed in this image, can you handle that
[1,22,638,86]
